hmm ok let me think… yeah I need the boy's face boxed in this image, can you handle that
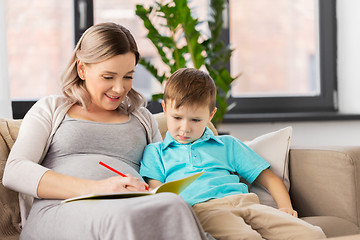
[162,100,217,144]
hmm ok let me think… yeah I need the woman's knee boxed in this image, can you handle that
[157,192,188,205]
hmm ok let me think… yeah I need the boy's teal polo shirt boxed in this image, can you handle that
[140,127,270,206]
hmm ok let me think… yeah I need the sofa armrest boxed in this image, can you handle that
[0,118,22,239]
[289,146,360,228]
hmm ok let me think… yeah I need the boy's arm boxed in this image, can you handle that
[148,179,163,190]
[255,169,298,217]
[140,143,166,189]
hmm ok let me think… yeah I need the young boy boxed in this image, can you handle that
[140,68,325,240]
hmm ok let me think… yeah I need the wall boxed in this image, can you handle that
[218,0,360,147]
[218,121,360,146]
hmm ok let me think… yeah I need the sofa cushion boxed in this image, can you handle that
[301,216,360,238]
[245,127,292,208]
[0,119,22,240]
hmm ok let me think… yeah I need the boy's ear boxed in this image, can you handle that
[209,107,217,121]
[161,101,167,114]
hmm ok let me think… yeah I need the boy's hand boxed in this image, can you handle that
[256,169,298,218]
[279,208,298,217]
[148,179,163,189]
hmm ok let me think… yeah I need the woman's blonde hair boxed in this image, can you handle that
[61,22,146,113]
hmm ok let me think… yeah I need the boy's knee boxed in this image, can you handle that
[309,226,327,239]
[212,230,262,240]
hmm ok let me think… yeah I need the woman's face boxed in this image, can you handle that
[78,52,136,112]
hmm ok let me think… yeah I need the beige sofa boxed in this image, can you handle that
[1,116,359,240]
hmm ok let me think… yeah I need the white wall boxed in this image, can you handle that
[218,121,360,146]
[0,0,12,118]
[337,0,360,114]
[219,0,360,147]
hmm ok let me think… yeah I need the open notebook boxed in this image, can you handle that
[62,172,203,203]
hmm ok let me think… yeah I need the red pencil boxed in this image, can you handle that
[99,161,149,191]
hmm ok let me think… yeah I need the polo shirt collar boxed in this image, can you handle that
[162,127,224,150]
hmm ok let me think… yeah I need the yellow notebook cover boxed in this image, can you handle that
[62,172,203,203]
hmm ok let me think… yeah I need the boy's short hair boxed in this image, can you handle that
[164,68,217,112]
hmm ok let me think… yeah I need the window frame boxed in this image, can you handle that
[11,0,94,119]
[11,0,338,121]
[74,0,94,45]
[225,0,337,119]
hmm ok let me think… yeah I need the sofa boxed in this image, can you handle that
[1,115,360,240]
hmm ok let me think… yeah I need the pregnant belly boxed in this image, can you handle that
[41,154,143,181]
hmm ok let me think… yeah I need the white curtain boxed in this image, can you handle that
[0,0,12,118]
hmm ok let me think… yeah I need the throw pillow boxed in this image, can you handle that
[244,126,293,208]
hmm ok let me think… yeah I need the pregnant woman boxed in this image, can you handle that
[3,22,213,240]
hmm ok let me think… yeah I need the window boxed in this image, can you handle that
[226,0,337,118]
[93,0,162,100]
[8,0,337,120]
[92,0,209,101]
[5,0,73,118]
[5,0,73,98]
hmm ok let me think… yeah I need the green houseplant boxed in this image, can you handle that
[136,0,237,127]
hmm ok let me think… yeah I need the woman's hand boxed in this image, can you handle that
[92,174,149,194]
[37,171,149,199]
